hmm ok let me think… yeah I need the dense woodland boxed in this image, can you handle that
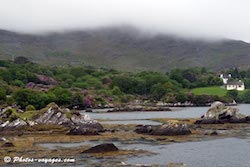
[0,57,250,110]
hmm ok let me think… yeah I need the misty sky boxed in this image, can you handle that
[1,0,250,42]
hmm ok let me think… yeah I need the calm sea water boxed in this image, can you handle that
[84,104,250,125]
[127,137,250,167]
[38,137,250,167]
[34,105,250,167]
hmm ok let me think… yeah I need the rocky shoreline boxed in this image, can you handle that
[0,101,249,166]
[0,103,104,135]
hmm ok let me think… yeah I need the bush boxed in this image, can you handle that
[13,89,47,109]
[150,83,167,100]
[176,93,187,103]
[112,76,146,94]
[49,87,72,106]
[6,96,15,105]
[239,90,250,103]
[10,80,25,87]
[226,90,238,99]
[120,94,134,103]
[71,93,85,109]
[112,86,123,96]
[14,56,31,64]
[25,105,36,111]
[188,94,214,106]
[0,87,6,101]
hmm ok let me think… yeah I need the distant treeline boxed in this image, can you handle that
[0,58,250,110]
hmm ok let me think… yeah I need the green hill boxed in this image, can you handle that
[0,26,250,72]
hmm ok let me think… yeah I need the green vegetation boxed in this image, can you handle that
[191,86,228,97]
[1,59,250,110]
[1,107,36,121]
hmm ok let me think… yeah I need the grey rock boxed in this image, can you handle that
[8,118,27,128]
[2,142,14,147]
[0,119,27,130]
[35,105,70,125]
[35,104,104,135]
[82,143,119,153]
[135,120,191,136]
[196,101,250,124]
[0,104,104,134]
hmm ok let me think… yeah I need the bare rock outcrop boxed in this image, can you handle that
[135,120,191,136]
[0,104,104,135]
[195,101,250,124]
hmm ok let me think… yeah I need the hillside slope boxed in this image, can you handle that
[0,27,250,72]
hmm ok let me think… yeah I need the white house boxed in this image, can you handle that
[220,74,232,84]
[226,80,245,91]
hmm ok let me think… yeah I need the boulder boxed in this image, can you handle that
[167,163,189,167]
[166,162,188,167]
[135,125,155,134]
[2,142,14,147]
[195,101,250,124]
[67,122,104,135]
[210,131,218,136]
[0,137,8,142]
[135,120,191,136]
[82,143,119,153]
[85,108,93,113]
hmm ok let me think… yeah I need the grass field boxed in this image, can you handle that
[191,86,247,97]
[191,86,228,97]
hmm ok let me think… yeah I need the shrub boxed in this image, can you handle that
[6,96,15,105]
[150,83,167,100]
[239,90,250,103]
[10,80,25,87]
[25,105,36,111]
[112,86,123,96]
[49,87,72,106]
[0,87,6,101]
[13,89,47,109]
[226,90,238,99]
[71,93,85,109]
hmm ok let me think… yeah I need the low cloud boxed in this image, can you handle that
[0,0,250,41]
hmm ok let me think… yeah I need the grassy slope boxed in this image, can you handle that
[191,86,228,97]
[191,86,247,97]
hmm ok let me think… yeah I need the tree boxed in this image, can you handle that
[176,92,187,103]
[14,56,31,64]
[189,94,214,106]
[111,86,123,96]
[226,90,238,99]
[71,93,85,109]
[13,89,46,109]
[0,70,12,83]
[150,83,167,101]
[239,90,250,103]
[70,67,86,78]
[169,69,184,84]
[112,76,146,94]
[0,87,6,101]
[49,87,72,105]
[244,78,250,88]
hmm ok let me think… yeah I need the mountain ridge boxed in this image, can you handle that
[0,27,250,72]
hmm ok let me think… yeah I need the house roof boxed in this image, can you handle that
[226,81,244,86]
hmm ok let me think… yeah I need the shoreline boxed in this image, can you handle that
[82,103,244,113]
[1,119,250,166]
